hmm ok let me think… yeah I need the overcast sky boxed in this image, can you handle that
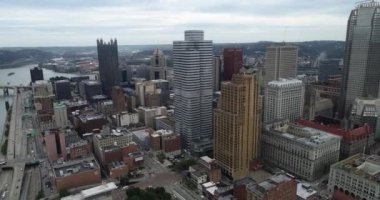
[0,0,357,47]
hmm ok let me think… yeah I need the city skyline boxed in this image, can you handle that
[0,0,357,47]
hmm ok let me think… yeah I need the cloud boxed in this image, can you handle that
[0,0,356,47]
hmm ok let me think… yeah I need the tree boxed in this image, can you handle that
[36,190,44,200]
[1,139,8,155]
[173,159,196,172]
[119,175,130,186]
[59,189,70,197]
[126,187,171,200]
[156,152,166,164]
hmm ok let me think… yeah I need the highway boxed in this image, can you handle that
[1,91,34,200]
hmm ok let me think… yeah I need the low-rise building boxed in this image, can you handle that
[246,173,297,200]
[297,119,374,159]
[136,106,167,128]
[328,154,380,200]
[61,182,118,200]
[262,120,341,181]
[297,183,318,200]
[53,156,101,190]
[149,129,181,156]
[351,97,380,140]
[108,161,129,180]
[112,111,139,127]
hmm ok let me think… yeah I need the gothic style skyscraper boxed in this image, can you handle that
[150,48,167,80]
[340,2,380,117]
[173,30,213,154]
[214,72,261,180]
[97,38,120,96]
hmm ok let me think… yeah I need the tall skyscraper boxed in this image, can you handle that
[173,30,213,154]
[30,66,44,83]
[214,72,261,180]
[213,56,222,91]
[223,48,243,81]
[97,39,120,96]
[340,2,380,117]
[264,79,304,123]
[54,80,72,100]
[263,43,298,85]
[150,48,167,80]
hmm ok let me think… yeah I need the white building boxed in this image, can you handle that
[351,97,380,139]
[113,111,139,127]
[136,106,167,128]
[53,103,68,128]
[32,80,53,97]
[264,79,305,123]
[262,120,341,181]
[328,154,380,200]
[173,30,213,153]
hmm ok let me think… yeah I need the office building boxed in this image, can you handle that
[97,39,120,96]
[173,30,213,153]
[70,76,90,94]
[53,156,101,190]
[213,56,222,91]
[111,86,127,113]
[30,66,44,83]
[263,43,298,84]
[214,73,261,180]
[223,48,243,81]
[351,97,380,139]
[136,79,170,107]
[264,79,304,123]
[318,59,342,82]
[79,80,102,101]
[65,130,91,160]
[246,173,297,200]
[74,110,108,135]
[328,154,380,200]
[53,103,68,129]
[136,106,167,128]
[32,80,53,97]
[150,48,167,80]
[54,80,72,100]
[150,130,181,156]
[340,2,380,117]
[112,111,139,127]
[298,119,374,159]
[262,120,341,181]
[45,129,66,162]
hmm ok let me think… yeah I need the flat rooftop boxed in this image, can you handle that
[53,156,99,178]
[247,173,294,197]
[267,122,341,147]
[332,154,380,183]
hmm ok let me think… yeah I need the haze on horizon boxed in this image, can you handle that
[0,0,356,47]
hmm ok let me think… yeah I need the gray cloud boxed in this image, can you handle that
[0,0,358,47]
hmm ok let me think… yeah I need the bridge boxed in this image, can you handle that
[0,85,31,96]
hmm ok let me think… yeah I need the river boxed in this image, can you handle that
[0,65,78,140]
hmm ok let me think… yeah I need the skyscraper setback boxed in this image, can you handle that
[340,2,380,117]
[214,72,261,180]
[97,39,120,96]
[173,30,213,154]
[223,48,243,81]
[263,43,298,85]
